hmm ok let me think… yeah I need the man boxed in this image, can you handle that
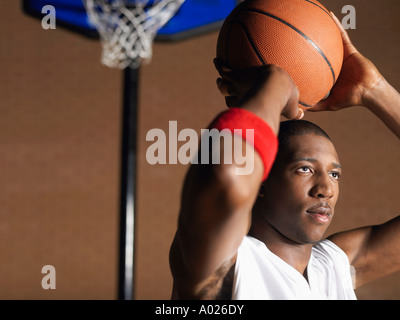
[169,13,400,299]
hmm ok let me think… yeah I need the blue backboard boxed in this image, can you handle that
[22,0,239,41]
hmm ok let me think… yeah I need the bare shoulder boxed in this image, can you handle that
[327,226,372,264]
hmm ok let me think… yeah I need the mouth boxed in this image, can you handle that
[306,203,332,224]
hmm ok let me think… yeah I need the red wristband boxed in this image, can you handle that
[209,108,278,181]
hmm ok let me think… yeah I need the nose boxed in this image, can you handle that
[310,173,334,199]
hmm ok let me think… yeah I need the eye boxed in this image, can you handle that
[329,171,341,180]
[297,166,312,174]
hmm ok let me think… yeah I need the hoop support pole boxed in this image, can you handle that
[118,66,139,300]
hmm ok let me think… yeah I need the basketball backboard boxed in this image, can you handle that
[22,0,239,41]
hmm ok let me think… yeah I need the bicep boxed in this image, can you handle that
[329,215,400,288]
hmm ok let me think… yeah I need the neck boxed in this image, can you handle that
[248,214,313,277]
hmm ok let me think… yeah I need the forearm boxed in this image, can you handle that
[358,215,400,287]
[172,104,281,285]
[171,64,298,292]
[216,63,301,133]
[239,65,301,134]
[175,138,264,281]
[364,78,400,138]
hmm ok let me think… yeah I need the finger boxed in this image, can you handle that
[307,91,330,111]
[307,98,331,112]
[213,58,222,73]
[295,108,305,120]
[282,84,301,119]
[283,106,303,120]
[217,77,239,97]
[330,11,358,57]
[217,78,230,96]
[213,58,232,74]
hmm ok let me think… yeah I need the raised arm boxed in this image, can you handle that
[169,65,301,299]
[308,13,400,138]
[314,13,400,288]
[329,216,400,288]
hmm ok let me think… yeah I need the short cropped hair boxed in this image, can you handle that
[272,120,333,166]
[278,120,331,146]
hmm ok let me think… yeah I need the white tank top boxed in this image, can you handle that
[232,236,357,300]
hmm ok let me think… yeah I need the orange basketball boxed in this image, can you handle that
[216,0,343,107]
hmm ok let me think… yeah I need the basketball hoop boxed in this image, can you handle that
[83,0,185,69]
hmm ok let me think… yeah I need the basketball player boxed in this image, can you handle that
[169,14,400,299]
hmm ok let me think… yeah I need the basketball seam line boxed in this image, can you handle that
[299,101,311,108]
[229,19,312,108]
[225,22,235,68]
[225,5,244,69]
[231,19,266,65]
[303,0,336,23]
[243,8,337,86]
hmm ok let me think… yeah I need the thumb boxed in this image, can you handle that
[295,108,305,120]
[307,97,333,112]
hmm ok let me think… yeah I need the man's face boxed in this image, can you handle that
[261,134,341,244]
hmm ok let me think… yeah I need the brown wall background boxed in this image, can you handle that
[0,0,399,300]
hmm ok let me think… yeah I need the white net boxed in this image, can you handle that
[84,0,185,69]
